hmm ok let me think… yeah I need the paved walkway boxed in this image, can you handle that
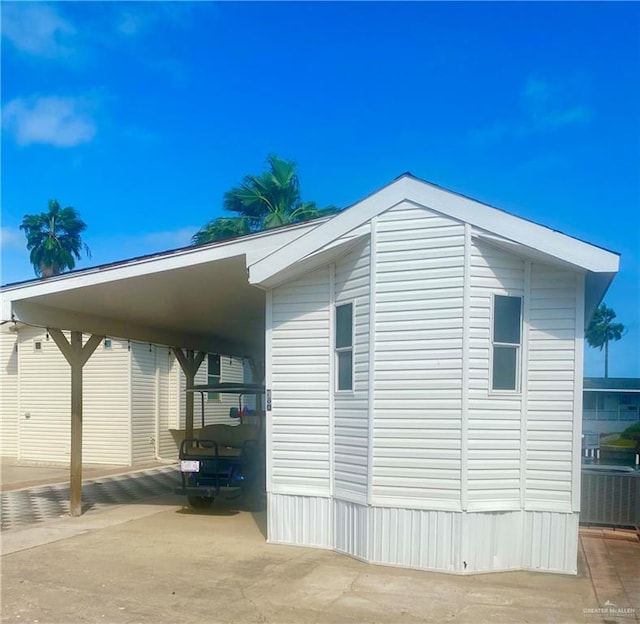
[1,459,638,623]
[580,527,640,622]
[1,463,180,531]
[0,501,609,624]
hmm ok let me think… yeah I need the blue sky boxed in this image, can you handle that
[1,1,639,377]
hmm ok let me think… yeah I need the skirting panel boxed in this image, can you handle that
[267,492,332,549]
[334,498,369,560]
[522,510,579,574]
[369,507,463,572]
[268,494,579,575]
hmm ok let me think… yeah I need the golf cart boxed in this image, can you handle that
[174,383,265,509]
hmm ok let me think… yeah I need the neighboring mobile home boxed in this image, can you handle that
[0,323,245,464]
[0,174,619,575]
[582,377,640,447]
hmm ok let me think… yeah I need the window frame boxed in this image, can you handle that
[490,294,523,394]
[207,353,221,401]
[335,301,354,393]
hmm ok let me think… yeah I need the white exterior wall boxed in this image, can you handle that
[0,327,19,456]
[130,343,157,464]
[1,328,187,465]
[467,240,524,510]
[334,239,370,502]
[17,326,72,462]
[83,337,131,464]
[269,268,331,495]
[372,202,465,508]
[526,265,579,511]
[13,327,132,464]
[156,347,176,459]
[267,205,583,575]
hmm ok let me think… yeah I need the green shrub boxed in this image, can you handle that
[620,421,640,440]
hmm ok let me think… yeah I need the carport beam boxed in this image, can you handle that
[49,329,103,517]
[172,348,206,444]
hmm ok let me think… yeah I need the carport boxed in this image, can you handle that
[0,221,319,516]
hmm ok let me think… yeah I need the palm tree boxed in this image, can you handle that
[192,155,339,244]
[20,199,91,277]
[585,303,625,378]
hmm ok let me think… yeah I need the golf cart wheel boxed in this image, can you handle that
[187,495,214,509]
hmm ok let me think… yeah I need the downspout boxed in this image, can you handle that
[154,346,161,460]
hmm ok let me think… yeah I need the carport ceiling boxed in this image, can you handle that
[8,256,265,357]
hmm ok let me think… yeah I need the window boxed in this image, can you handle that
[335,303,353,391]
[207,354,221,401]
[34,341,42,353]
[104,339,112,350]
[491,295,522,391]
[583,392,596,410]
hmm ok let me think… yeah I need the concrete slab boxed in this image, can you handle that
[0,497,621,624]
[581,528,640,622]
[1,456,172,491]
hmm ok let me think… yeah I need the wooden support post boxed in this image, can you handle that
[49,329,102,517]
[172,348,206,445]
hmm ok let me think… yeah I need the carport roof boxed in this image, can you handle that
[1,219,329,357]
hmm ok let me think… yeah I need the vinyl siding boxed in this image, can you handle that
[525,265,577,510]
[156,346,177,459]
[0,328,19,456]
[11,328,168,465]
[372,202,465,506]
[334,239,370,501]
[270,268,331,494]
[17,327,72,462]
[467,239,524,508]
[83,338,131,464]
[130,343,157,464]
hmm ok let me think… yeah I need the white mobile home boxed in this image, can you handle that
[0,174,619,574]
[0,324,245,464]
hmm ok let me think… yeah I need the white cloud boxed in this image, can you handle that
[116,10,145,37]
[0,226,25,250]
[1,3,76,59]
[2,96,97,148]
[520,76,593,132]
[470,76,593,146]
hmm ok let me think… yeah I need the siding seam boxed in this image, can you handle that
[367,218,377,506]
[265,289,273,493]
[461,223,470,511]
[329,263,336,500]
[17,335,22,460]
[520,261,531,508]
[572,274,585,512]
[154,347,160,460]
[127,341,133,465]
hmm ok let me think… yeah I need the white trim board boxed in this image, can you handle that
[248,175,619,287]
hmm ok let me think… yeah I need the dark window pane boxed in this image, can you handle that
[583,392,596,410]
[208,354,221,376]
[337,350,353,391]
[336,304,353,349]
[493,346,517,390]
[494,296,521,344]
[208,354,221,400]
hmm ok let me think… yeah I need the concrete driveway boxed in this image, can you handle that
[3,492,632,624]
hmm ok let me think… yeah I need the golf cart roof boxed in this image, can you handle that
[188,383,265,395]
